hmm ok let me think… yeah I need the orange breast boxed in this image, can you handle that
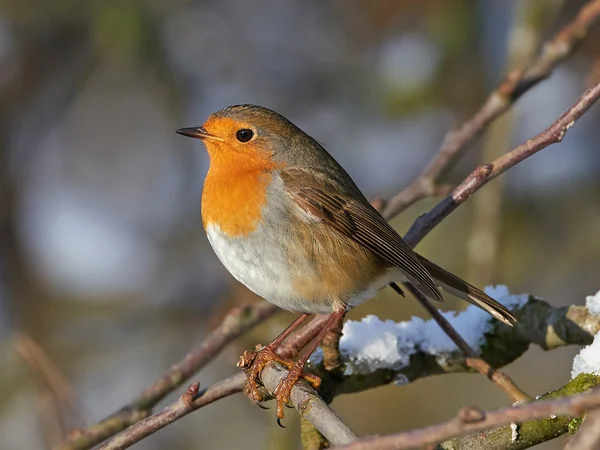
[202,151,280,237]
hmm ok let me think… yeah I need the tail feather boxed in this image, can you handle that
[415,254,517,326]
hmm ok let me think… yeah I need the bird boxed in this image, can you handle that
[176,104,516,421]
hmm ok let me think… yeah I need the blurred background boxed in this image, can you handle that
[1,0,599,449]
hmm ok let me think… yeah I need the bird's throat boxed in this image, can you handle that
[201,152,280,237]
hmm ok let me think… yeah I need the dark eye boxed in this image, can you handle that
[236,129,254,142]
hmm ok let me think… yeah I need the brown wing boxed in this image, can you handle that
[281,168,444,303]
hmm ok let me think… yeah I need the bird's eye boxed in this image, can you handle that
[236,129,254,142]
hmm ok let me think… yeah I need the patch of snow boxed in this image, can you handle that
[572,332,600,379]
[510,422,519,442]
[585,291,600,315]
[337,285,527,375]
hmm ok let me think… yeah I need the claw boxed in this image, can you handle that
[238,346,321,422]
[255,402,270,410]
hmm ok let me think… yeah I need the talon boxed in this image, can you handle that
[277,418,286,429]
[255,402,270,410]
[284,403,294,409]
[238,345,321,423]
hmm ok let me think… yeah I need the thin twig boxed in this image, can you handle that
[381,0,600,219]
[13,332,82,444]
[302,312,346,449]
[261,364,357,447]
[400,284,530,403]
[565,407,600,449]
[89,315,331,450]
[404,79,600,247]
[57,302,278,450]
[332,385,600,450]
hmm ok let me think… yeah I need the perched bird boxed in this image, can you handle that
[177,105,516,421]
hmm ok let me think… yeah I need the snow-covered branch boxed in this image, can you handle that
[307,287,600,396]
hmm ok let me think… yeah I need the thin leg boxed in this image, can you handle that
[294,310,344,367]
[273,309,345,420]
[267,312,311,351]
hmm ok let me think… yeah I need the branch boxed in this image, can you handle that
[57,302,278,450]
[381,0,600,219]
[404,79,600,247]
[402,284,530,403]
[302,311,346,449]
[565,406,600,450]
[261,364,357,446]
[86,315,332,450]
[331,297,600,396]
[333,375,600,450]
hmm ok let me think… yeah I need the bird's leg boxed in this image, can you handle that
[238,313,311,404]
[272,309,345,420]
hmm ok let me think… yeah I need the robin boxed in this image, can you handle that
[177,104,516,421]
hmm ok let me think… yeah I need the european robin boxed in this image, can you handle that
[177,105,516,421]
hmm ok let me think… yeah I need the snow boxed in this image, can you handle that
[572,332,600,379]
[510,423,520,442]
[336,285,528,375]
[585,291,600,315]
[571,291,600,378]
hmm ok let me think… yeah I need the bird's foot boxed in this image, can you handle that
[272,360,321,420]
[237,345,321,419]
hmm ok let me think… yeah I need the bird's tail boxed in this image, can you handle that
[415,254,517,326]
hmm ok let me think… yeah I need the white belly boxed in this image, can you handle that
[206,223,397,313]
[206,224,326,313]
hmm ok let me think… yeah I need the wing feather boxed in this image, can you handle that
[281,169,444,303]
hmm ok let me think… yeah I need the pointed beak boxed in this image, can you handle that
[176,126,220,141]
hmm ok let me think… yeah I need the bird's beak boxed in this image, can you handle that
[176,126,222,141]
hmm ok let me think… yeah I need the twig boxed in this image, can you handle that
[89,315,331,450]
[332,384,600,450]
[381,0,600,219]
[400,284,530,403]
[438,373,600,450]
[565,407,600,450]
[13,332,82,444]
[331,298,600,394]
[57,302,278,450]
[302,312,346,449]
[404,79,600,247]
[261,364,357,447]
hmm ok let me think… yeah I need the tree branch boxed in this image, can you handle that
[401,284,530,403]
[261,364,357,446]
[381,0,600,219]
[404,79,600,247]
[565,405,600,450]
[333,375,600,450]
[57,302,278,450]
[82,315,331,450]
